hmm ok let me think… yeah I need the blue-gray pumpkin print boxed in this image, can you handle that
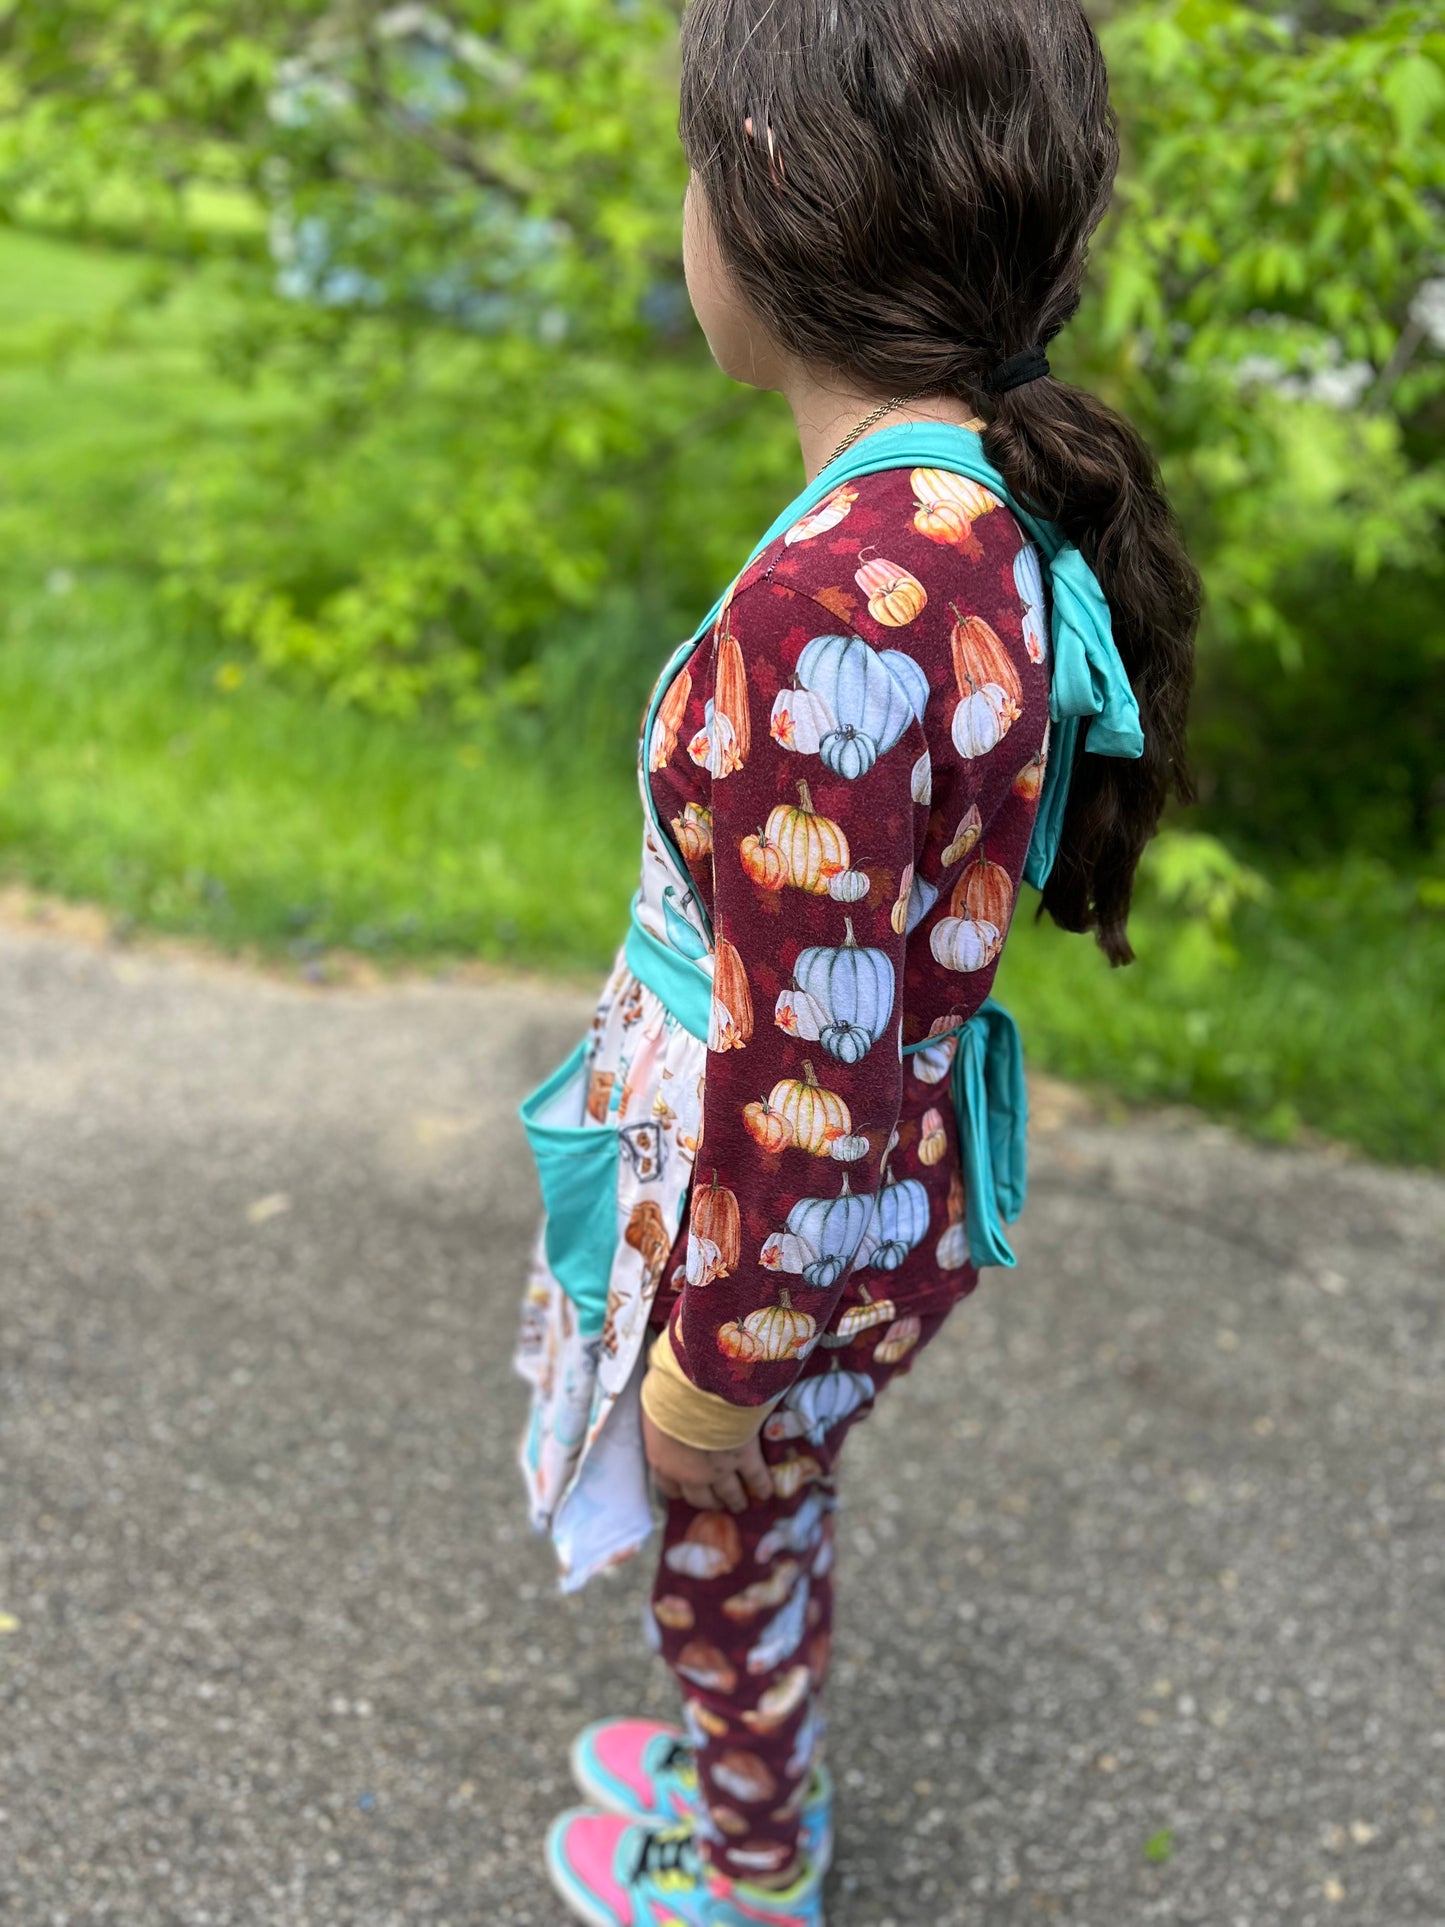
[783,1176,876,1289]
[857,1176,931,1271]
[793,916,896,1063]
[794,632,929,780]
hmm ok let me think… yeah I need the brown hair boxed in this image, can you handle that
[679,0,1199,963]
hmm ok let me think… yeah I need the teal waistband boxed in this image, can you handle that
[625,892,712,1043]
[948,997,1027,1268]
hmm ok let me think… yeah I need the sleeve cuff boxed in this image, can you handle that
[640,1324,778,1450]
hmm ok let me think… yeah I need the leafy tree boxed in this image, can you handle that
[1,0,1442,856]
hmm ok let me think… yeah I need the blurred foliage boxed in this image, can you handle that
[0,5,1442,1163]
[1,0,1442,863]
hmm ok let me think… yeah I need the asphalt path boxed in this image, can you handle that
[1,915,1441,1926]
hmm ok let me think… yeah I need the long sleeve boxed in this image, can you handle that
[664,577,926,1409]
[642,462,1051,1431]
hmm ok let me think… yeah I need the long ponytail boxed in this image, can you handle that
[681,0,1201,961]
[983,380,1200,962]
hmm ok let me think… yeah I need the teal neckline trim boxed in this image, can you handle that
[692,421,1144,892]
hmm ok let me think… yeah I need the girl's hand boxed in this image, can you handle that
[642,1409,775,1515]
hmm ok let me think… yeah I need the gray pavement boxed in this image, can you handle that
[1,915,1442,1927]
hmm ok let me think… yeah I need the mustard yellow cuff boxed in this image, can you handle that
[639,1324,777,1451]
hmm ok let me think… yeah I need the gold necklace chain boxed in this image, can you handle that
[821,392,924,471]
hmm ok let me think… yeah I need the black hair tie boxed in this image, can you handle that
[985,346,1050,394]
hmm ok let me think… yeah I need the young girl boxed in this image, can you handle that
[516,2,1199,1920]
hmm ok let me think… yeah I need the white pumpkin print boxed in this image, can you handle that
[687,697,741,776]
[741,1663,812,1733]
[774,984,828,1042]
[910,1024,959,1085]
[713,1750,779,1805]
[786,1706,823,1779]
[770,683,834,754]
[756,1488,833,1565]
[936,1218,970,1269]
[746,1576,811,1675]
[930,914,1002,974]
[783,483,858,545]
[951,682,1016,760]
[760,1228,807,1273]
[911,746,932,806]
[685,1227,724,1288]
[1014,541,1048,664]
[722,1559,803,1623]
[826,866,871,903]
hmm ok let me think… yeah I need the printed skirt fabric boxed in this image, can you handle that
[514,915,707,1591]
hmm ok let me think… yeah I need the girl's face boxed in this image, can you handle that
[682,173,788,391]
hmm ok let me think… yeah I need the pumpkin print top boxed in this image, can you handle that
[646,463,1050,1408]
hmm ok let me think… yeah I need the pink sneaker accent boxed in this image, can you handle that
[549,1810,636,1925]
[590,1719,676,1812]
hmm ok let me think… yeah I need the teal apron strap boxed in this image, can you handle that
[691,422,1145,891]
[943,998,1028,1269]
[624,890,712,1042]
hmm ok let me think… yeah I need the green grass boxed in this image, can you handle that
[994,866,1443,1169]
[0,576,639,969]
[1,227,1440,1166]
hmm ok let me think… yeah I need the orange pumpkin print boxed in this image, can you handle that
[910,467,998,547]
[873,1314,922,1365]
[951,608,1024,711]
[688,1698,730,1739]
[1013,749,1045,802]
[855,552,927,627]
[767,1059,851,1155]
[714,1750,778,1805]
[918,1107,948,1165]
[941,802,983,865]
[715,624,752,768]
[710,936,754,1051]
[721,1290,816,1363]
[743,1097,791,1154]
[652,1593,695,1631]
[740,825,789,892]
[764,780,850,894]
[717,1319,767,1362]
[586,1066,615,1123]
[673,801,713,861]
[650,665,692,770]
[835,1285,896,1339]
[665,1511,743,1581]
[675,1640,738,1694]
[956,848,1015,931]
[691,1171,742,1277]
[771,1453,823,1500]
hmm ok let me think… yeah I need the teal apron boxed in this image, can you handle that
[519,421,1141,1329]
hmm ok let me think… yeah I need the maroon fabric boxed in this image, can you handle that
[646,464,1047,1404]
[649,1297,959,1880]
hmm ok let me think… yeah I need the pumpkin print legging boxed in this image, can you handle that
[647,1292,960,1883]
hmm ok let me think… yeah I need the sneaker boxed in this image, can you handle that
[569,1718,834,1873]
[546,1811,825,1926]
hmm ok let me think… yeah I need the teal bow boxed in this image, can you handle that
[1023,539,1145,890]
[696,421,1145,893]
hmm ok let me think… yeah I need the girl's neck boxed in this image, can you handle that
[780,366,982,482]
